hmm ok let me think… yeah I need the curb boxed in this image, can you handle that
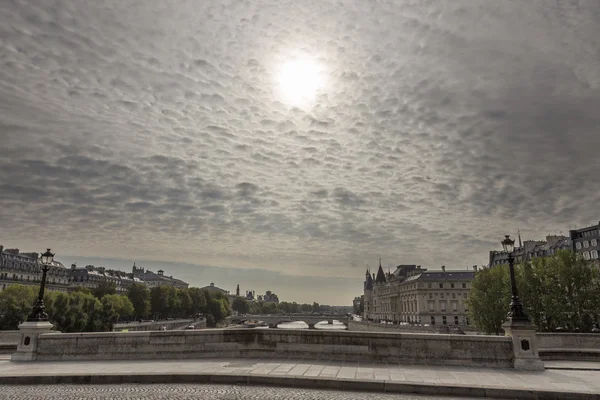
[545,367,600,372]
[0,373,598,400]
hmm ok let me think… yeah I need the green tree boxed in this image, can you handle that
[466,265,511,335]
[518,250,600,331]
[232,297,250,314]
[92,280,117,299]
[312,302,320,313]
[188,287,207,315]
[127,283,150,319]
[150,286,171,318]
[177,289,193,318]
[0,285,37,330]
[206,298,228,326]
[101,294,134,320]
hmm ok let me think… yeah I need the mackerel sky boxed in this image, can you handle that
[1,0,599,304]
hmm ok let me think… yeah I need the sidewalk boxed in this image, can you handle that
[0,356,598,399]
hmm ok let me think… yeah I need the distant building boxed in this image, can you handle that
[489,233,571,267]
[69,264,141,293]
[200,282,229,295]
[263,290,279,303]
[570,222,600,261]
[0,246,70,293]
[363,261,475,327]
[132,263,188,289]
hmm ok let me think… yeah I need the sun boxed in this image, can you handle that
[278,58,325,107]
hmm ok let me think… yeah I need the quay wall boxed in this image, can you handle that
[33,329,514,368]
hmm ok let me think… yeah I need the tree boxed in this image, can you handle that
[101,294,134,320]
[312,302,320,313]
[518,250,600,332]
[232,297,250,314]
[92,281,117,299]
[188,287,207,316]
[150,286,171,318]
[0,285,37,330]
[127,283,150,319]
[466,265,511,335]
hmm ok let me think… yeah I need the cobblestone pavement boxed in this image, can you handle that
[0,384,481,399]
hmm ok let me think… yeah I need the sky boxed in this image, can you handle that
[0,0,599,305]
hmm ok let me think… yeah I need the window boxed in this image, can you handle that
[584,241,590,248]
[592,239,598,247]
[428,301,434,312]
[576,242,582,249]
[462,283,466,288]
[452,301,457,311]
[428,293,433,299]
[439,283,443,288]
[450,283,455,288]
[454,316,459,325]
[428,283,432,288]
[430,316,435,325]
[584,252,590,260]
[452,293,456,299]
[440,300,446,312]
[442,316,447,325]
[592,250,599,259]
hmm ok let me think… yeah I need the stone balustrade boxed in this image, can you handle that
[31,328,514,368]
[113,319,196,332]
[537,333,600,361]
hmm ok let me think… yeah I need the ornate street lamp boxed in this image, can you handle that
[501,236,529,321]
[27,249,54,322]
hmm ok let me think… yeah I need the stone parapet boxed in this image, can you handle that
[30,328,514,368]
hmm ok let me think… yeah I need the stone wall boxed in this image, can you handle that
[348,320,436,333]
[33,329,514,368]
[113,319,195,332]
[0,331,19,353]
[537,333,600,361]
[0,331,21,344]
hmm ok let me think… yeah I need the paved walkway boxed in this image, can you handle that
[0,384,481,400]
[0,357,598,399]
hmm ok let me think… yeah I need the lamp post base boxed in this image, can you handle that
[503,318,545,371]
[11,320,54,362]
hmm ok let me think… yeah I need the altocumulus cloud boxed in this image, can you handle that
[0,0,599,283]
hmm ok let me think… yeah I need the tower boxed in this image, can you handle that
[236,284,240,297]
[363,266,373,320]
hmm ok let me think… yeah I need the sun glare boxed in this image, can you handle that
[278,58,325,107]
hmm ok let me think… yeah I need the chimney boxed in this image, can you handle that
[473,265,478,272]
[441,266,446,273]
[0,245,3,253]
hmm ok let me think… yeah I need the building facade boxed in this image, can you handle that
[570,222,600,261]
[132,264,189,289]
[0,246,70,293]
[363,261,475,327]
[489,235,571,267]
[0,245,189,293]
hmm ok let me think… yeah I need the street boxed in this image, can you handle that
[0,384,486,399]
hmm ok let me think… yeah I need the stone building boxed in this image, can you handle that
[570,222,600,261]
[69,264,141,293]
[363,261,475,327]
[488,234,571,267]
[0,246,70,293]
[132,263,189,289]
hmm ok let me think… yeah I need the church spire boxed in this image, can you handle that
[375,259,386,284]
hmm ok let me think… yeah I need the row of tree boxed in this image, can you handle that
[231,298,322,315]
[0,282,231,332]
[467,250,600,334]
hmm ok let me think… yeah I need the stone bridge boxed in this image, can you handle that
[232,314,349,329]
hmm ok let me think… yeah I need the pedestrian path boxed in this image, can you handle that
[0,357,598,399]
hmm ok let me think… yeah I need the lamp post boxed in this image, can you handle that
[27,249,54,322]
[500,235,529,322]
